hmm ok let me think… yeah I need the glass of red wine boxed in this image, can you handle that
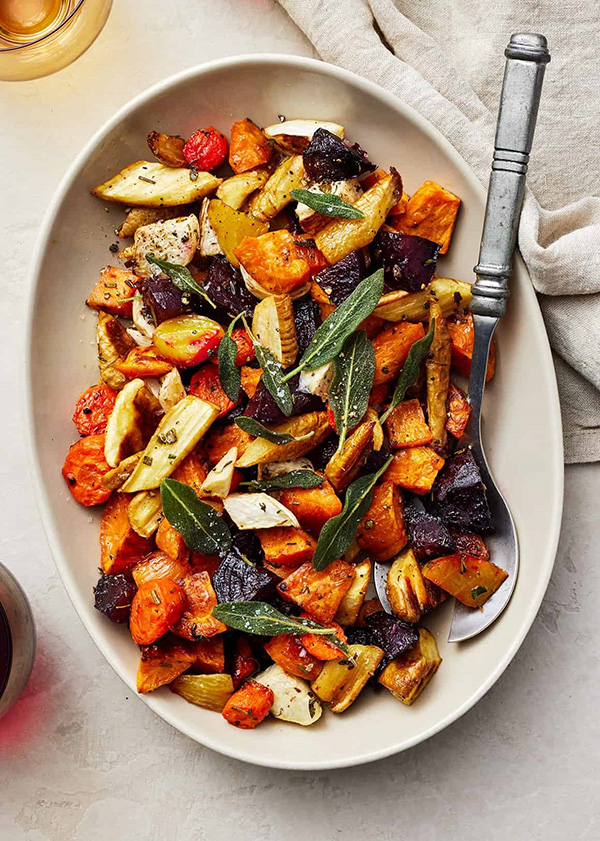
[0,563,35,717]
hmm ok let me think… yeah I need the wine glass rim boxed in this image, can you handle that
[0,0,87,52]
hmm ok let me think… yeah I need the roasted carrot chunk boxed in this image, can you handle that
[222,679,274,729]
[422,554,508,607]
[447,311,496,381]
[257,526,317,567]
[277,560,354,624]
[261,559,295,579]
[449,530,490,561]
[132,550,190,587]
[385,447,445,495]
[263,634,323,680]
[72,385,117,436]
[278,477,342,537]
[391,180,461,254]
[356,481,408,561]
[171,452,209,496]
[171,572,227,640]
[300,617,347,661]
[192,636,225,674]
[232,636,260,688]
[137,635,196,694]
[62,434,113,506]
[229,118,273,174]
[385,398,433,449]
[99,493,154,574]
[234,230,310,295]
[130,578,186,645]
[189,362,239,418]
[372,322,425,386]
[231,328,255,365]
[114,346,173,378]
[86,266,138,318]
[155,518,189,563]
[240,365,263,398]
[446,381,472,439]
[205,423,254,466]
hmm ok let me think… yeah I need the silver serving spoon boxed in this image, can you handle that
[375,33,550,642]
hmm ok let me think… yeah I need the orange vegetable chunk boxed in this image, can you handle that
[189,362,239,418]
[114,346,173,378]
[232,637,260,688]
[155,518,189,563]
[229,118,273,174]
[278,477,342,537]
[356,481,408,561]
[277,559,354,624]
[222,679,274,729]
[300,617,347,661]
[385,447,445,495]
[447,311,496,381]
[72,385,117,437]
[190,552,222,578]
[446,381,472,439]
[130,578,186,645]
[422,553,508,607]
[99,492,154,574]
[232,328,255,364]
[391,180,461,254]
[240,365,263,399]
[205,423,254,466]
[132,550,190,587]
[372,322,425,386]
[86,266,138,318]
[385,399,433,449]
[234,230,310,295]
[264,634,323,680]
[171,572,227,640]
[257,526,317,567]
[171,452,209,496]
[192,636,225,674]
[137,635,195,694]
[62,434,113,506]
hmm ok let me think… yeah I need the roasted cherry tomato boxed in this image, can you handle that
[183,126,228,171]
[72,384,117,436]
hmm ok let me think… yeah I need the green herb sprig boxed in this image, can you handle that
[146,254,215,309]
[328,330,375,452]
[290,188,365,220]
[218,311,246,402]
[160,479,231,556]
[241,470,324,492]
[235,417,314,445]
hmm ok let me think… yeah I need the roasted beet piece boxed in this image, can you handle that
[303,128,374,183]
[213,549,279,603]
[310,433,340,472]
[431,448,494,534]
[372,230,440,293]
[366,612,419,658]
[345,627,374,646]
[203,256,256,316]
[93,574,137,624]
[363,434,392,474]
[315,251,365,305]
[140,276,192,324]
[293,296,320,355]
[243,376,323,425]
[403,493,456,562]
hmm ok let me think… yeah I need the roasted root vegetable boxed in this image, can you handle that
[91,161,221,206]
[377,628,442,705]
[446,381,471,439]
[374,278,472,322]
[207,198,268,268]
[426,301,451,450]
[311,644,384,712]
[334,559,371,626]
[257,526,317,567]
[192,637,225,674]
[146,131,186,167]
[222,679,274,729]
[386,548,446,623]
[402,494,456,562]
[117,206,187,238]
[127,489,163,538]
[104,378,162,467]
[171,673,234,711]
[137,636,196,694]
[372,321,426,386]
[128,212,199,273]
[189,363,239,418]
[132,550,190,587]
[72,384,117,437]
[171,572,227,640]
[248,154,305,222]
[152,314,223,368]
[431,448,493,534]
[263,119,344,153]
[296,178,363,234]
[301,619,347,661]
[223,493,300,530]
[200,446,237,499]
[325,420,375,493]
[314,171,402,264]
[229,118,273,173]
[212,550,278,603]
[385,447,445,495]
[96,311,136,391]
[278,476,342,536]
[263,635,323,681]
[385,399,432,449]
[62,434,113,506]
[93,574,137,624]
[356,482,407,561]
[206,422,254,466]
[170,452,209,497]
[122,396,219,492]
[422,553,508,607]
[235,230,311,297]
[86,266,138,318]
[113,347,173,379]
[252,294,298,367]
[235,412,330,468]
[276,559,354,623]
[99,492,153,573]
[391,180,460,254]
[450,529,490,560]
[129,578,186,645]
[254,664,322,726]
[155,517,189,563]
[447,310,496,381]
[216,168,270,210]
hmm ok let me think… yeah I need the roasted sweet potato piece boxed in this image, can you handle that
[232,636,260,688]
[222,679,274,729]
[171,572,227,640]
[377,627,442,705]
[277,559,354,623]
[62,434,113,506]
[229,118,273,174]
[325,420,375,493]
[301,617,347,661]
[189,363,239,418]
[385,399,432,449]
[335,559,371,626]
[386,548,446,623]
[422,553,508,607]
[385,447,445,495]
[235,230,311,296]
[447,311,496,381]
[114,346,173,378]
[171,451,209,495]
[446,381,471,440]
[189,552,222,578]
[426,300,451,450]
[257,526,317,567]
[356,481,408,561]
[86,266,138,318]
[294,234,329,276]
[192,636,225,674]
[261,560,294,579]
[205,423,254,466]
[100,492,153,572]
[155,517,189,563]
[391,180,461,254]
[132,550,190,587]
[129,578,186,645]
[278,476,342,536]
[72,384,117,437]
[240,365,263,398]
[231,328,255,365]
[449,529,490,560]
[372,321,426,386]
[264,634,323,681]
[137,635,196,694]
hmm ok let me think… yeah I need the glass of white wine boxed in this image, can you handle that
[0,0,112,81]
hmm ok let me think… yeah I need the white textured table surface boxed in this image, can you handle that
[1,3,598,839]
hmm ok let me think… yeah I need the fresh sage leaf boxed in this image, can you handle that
[218,311,246,402]
[235,416,313,445]
[312,456,394,571]
[212,601,349,653]
[241,470,324,492]
[285,269,384,377]
[146,253,216,309]
[329,330,375,452]
[161,478,231,556]
[290,188,365,220]
[243,317,294,417]
[379,320,435,424]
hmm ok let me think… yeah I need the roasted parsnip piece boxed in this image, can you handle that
[248,154,305,222]
[255,664,322,726]
[252,294,298,367]
[325,420,375,493]
[170,673,234,712]
[296,178,363,234]
[263,119,345,153]
[223,493,300,530]
[117,206,189,238]
[104,377,162,467]
[377,628,442,705]
[127,489,164,538]
[311,644,384,712]
[235,412,330,468]
[101,452,143,490]
[198,197,222,258]
[374,278,472,321]
[91,161,221,207]
[158,368,186,412]
[426,300,451,450]
[386,547,446,624]
[200,446,237,499]
[334,559,372,626]
[97,311,136,391]
[129,214,199,275]
[216,169,270,210]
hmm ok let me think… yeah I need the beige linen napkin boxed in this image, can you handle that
[278,0,600,463]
